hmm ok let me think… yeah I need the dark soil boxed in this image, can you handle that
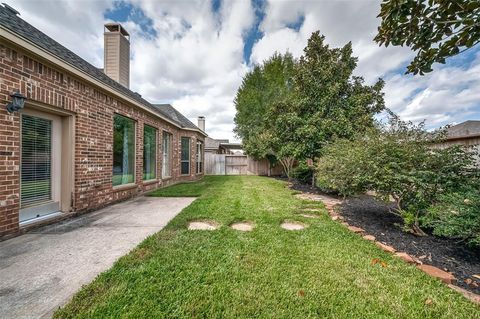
[286,178,480,294]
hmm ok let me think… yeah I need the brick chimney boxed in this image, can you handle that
[197,116,205,132]
[104,23,130,88]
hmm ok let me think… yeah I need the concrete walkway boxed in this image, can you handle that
[0,196,195,319]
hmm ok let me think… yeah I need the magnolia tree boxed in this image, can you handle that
[234,31,385,178]
[316,114,475,236]
[375,0,480,75]
[291,32,385,176]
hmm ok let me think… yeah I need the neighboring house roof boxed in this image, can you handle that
[446,120,480,140]
[205,137,229,150]
[220,142,243,150]
[0,5,205,135]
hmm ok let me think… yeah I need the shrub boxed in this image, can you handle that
[316,115,476,236]
[424,182,480,247]
[291,162,315,184]
[316,138,370,195]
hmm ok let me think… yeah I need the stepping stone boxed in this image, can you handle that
[302,208,321,212]
[363,235,376,241]
[375,242,396,253]
[394,252,416,264]
[188,221,218,230]
[281,221,307,231]
[348,226,365,233]
[417,264,456,284]
[230,221,254,232]
[299,213,319,219]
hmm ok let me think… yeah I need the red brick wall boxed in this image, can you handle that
[0,41,204,238]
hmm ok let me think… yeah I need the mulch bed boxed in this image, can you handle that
[287,179,480,294]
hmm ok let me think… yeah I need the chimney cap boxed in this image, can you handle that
[104,23,130,38]
[198,116,205,119]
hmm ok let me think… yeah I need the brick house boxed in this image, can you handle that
[0,4,206,238]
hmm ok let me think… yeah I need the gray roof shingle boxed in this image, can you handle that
[0,4,204,134]
[152,104,199,130]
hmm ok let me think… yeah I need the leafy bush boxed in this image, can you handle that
[316,138,371,195]
[424,182,480,247]
[291,162,315,184]
[316,115,476,236]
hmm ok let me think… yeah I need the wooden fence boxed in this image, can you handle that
[205,153,284,176]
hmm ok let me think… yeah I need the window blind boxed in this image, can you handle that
[21,115,52,207]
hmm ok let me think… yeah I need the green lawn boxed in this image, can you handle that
[55,176,479,318]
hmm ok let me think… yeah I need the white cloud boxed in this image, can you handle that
[6,0,480,140]
[250,0,479,129]
[10,0,112,66]
[251,0,414,83]
[127,0,254,140]
[384,53,480,127]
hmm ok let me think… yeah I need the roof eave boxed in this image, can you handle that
[444,133,480,141]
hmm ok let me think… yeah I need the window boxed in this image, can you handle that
[196,141,203,174]
[143,125,157,181]
[21,115,52,207]
[113,114,135,186]
[162,132,172,178]
[181,137,190,175]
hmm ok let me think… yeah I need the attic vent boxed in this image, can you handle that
[2,3,20,15]
[134,92,142,98]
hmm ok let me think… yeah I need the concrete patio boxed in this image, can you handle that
[0,196,195,319]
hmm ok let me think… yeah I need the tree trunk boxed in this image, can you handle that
[310,158,315,187]
[410,223,427,237]
[279,157,294,179]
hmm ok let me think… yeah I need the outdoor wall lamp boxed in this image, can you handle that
[6,89,27,113]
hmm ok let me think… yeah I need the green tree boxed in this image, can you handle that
[234,52,296,168]
[291,31,385,162]
[375,0,480,75]
[234,32,385,179]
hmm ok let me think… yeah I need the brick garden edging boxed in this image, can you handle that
[294,191,480,305]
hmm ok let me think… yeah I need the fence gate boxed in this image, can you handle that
[225,155,248,175]
[205,153,284,176]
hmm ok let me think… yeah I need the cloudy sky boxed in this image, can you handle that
[8,0,480,141]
